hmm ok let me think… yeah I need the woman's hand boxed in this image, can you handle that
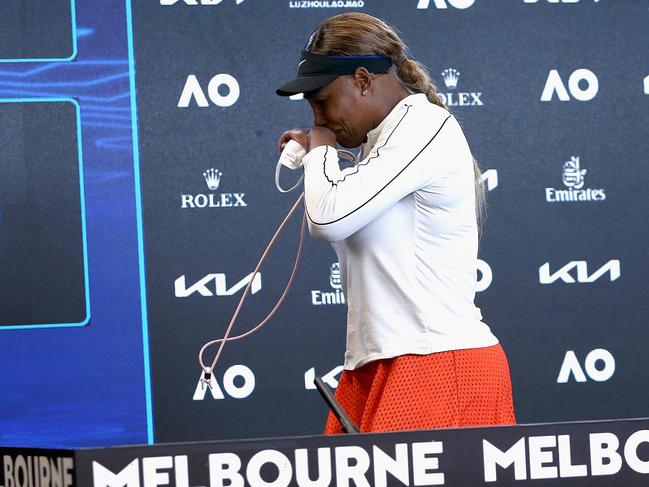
[278,127,336,153]
[278,128,309,154]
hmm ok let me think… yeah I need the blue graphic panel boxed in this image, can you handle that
[0,1,151,446]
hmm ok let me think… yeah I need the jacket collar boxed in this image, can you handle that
[360,93,427,158]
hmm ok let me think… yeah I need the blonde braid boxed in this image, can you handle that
[396,58,447,109]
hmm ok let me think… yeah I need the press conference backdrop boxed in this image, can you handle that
[0,0,647,447]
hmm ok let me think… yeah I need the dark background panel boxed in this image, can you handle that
[0,0,74,60]
[0,101,87,327]
[131,0,649,443]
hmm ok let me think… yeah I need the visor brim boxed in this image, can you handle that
[276,74,340,97]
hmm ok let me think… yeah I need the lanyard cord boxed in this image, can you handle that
[198,147,356,378]
[198,192,306,374]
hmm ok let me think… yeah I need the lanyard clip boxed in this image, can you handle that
[200,367,213,390]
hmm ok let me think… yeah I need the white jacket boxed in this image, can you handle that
[303,93,498,370]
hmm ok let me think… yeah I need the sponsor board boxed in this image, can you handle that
[557,349,615,383]
[417,0,475,9]
[482,430,649,481]
[178,75,240,108]
[175,272,261,298]
[524,0,600,4]
[437,68,483,107]
[481,169,498,191]
[288,0,364,7]
[539,260,620,284]
[541,69,599,102]
[0,453,74,487]
[311,263,345,306]
[193,364,256,400]
[476,259,492,292]
[68,418,649,486]
[311,260,491,299]
[545,156,605,203]
[304,365,344,390]
[161,0,245,6]
[180,168,248,210]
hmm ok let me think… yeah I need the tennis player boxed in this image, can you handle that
[277,12,516,434]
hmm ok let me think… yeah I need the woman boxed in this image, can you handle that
[277,12,516,434]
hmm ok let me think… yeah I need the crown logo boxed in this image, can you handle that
[562,156,587,190]
[441,68,460,90]
[203,168,223,191]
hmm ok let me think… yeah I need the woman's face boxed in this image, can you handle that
[306,75,371,148]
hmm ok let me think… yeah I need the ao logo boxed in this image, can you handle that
[557,349,615,383]
[541,69,599,102]
[178,74,240,108]
[193,364,255,400]
[417,0,475,9]
[476,259,492,292]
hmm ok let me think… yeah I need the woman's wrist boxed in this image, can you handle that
[309,126,337,150]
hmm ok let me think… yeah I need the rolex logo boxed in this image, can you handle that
[181,168,247,209]
[203,168,223,191]
[437,67,483,107]
[441,68,460,89]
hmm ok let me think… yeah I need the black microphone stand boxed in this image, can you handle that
[314,376,360,434]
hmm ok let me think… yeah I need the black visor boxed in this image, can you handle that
[276,50,393,97]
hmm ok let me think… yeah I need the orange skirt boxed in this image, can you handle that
[324,343,516,434]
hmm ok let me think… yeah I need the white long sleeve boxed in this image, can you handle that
[304,104,453,242]
[302,93,498,370]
